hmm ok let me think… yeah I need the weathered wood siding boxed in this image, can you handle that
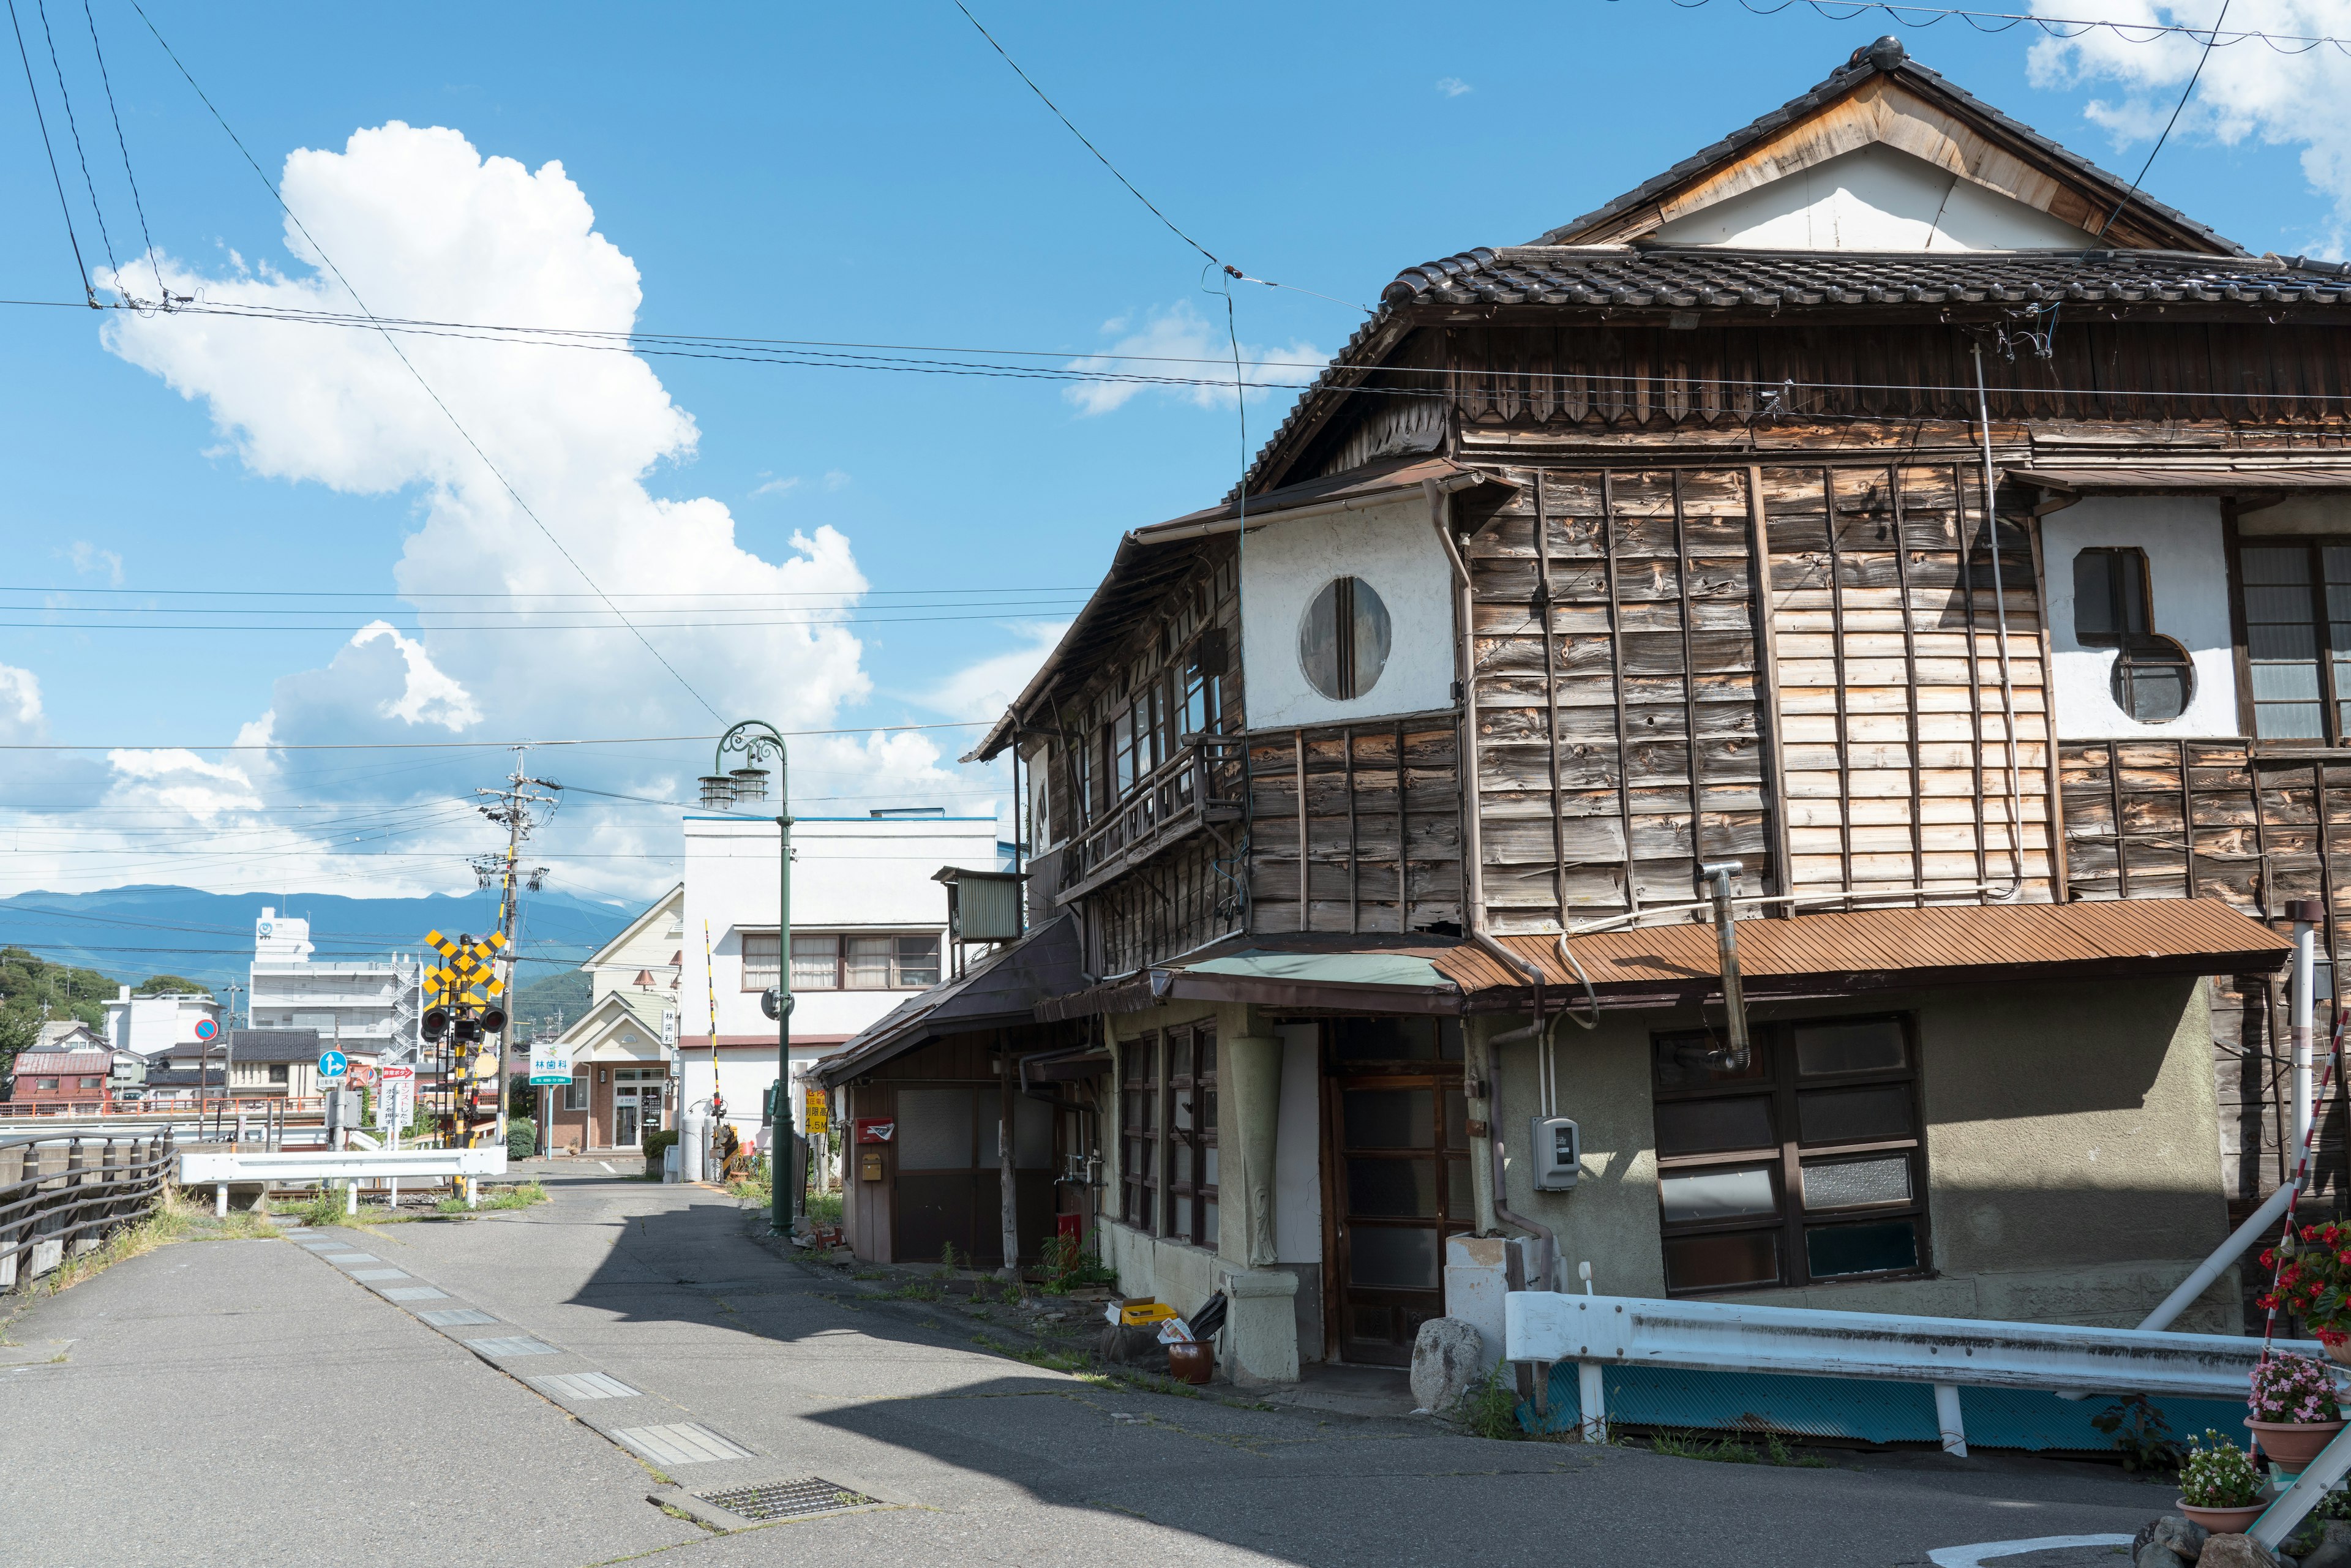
[2060,738,2351,1209]
[1463,462,2055,930]
[1244,719,1464,936]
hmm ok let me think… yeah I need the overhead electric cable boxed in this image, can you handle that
[79,0,163,303]
[2097,0,2232,236]
[123,0,721,719]
[32,0,115,283]
[944,0,1368,312]
[1619,0,2351,54]
[6,0,92,302]
[0,720,988,751]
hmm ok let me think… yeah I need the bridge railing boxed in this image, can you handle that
[0,1129,175,1293]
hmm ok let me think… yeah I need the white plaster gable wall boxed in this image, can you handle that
[1652,143,2097,251]
[2041,497,2240,739]
[1239,497,1455,729]
[586,885,684,1006]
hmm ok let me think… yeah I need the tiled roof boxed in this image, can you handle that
[1533,37,2239,255]
[1379,246,2351,313]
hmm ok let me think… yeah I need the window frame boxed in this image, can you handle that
[2232,535,2351,746]
[1163,1022,1217,1249]
[1119,1033,1159,1232]
[740,932,781,991]
[564,1075,588,1112]
[2074,545,2193,723]
[768,931,943,991]
[1649,1013,1930,1297]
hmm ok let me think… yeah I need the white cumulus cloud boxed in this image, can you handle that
[923,621,1071,722]
[1063,301,1327,416]
[2028,0,2351,253]
[348,621,482,730]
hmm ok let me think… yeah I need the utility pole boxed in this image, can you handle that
[473,746,555,1158]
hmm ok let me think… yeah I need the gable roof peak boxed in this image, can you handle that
[1531,37,2240,257]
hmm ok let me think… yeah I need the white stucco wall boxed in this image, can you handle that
[1652,143,2098,251]
[679,812,1002,1142]
[2041,497,2238,739]
[1272,1024,1322,1264]
[1239,497,1455,729]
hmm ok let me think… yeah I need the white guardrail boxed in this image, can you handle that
[179,1148,508,1184]
[1507,1291,2316,1455]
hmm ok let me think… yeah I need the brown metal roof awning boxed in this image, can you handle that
[1436,897,2291,1010]
[2013,467,2351,495]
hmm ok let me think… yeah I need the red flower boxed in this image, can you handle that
[2263,1249,2279,1268]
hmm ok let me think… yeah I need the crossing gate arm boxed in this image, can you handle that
[1505,1292,2311,1405]
[178,1147,509,1184]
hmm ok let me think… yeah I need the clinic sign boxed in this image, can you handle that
[528,1044,572,1087]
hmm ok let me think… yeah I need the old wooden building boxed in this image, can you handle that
[948,37,2345,1381]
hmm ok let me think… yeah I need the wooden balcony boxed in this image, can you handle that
[1057,741,1244,904]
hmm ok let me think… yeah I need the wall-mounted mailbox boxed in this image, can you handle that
[1532,1116,1581,1191]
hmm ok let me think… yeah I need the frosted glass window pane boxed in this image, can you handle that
[1348,1226,1438,1288]
[1802,1154,1911,1210]
[2252,662,2322,700]
[1659,1166,1778,1224]
[898,1087,973,1170]
[1793,1019,1905,1076]
[741,934,779,986]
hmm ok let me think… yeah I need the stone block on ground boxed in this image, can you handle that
[1096,1322,1164,1367]
[2135,1515,2205,1564]
[2200,1534,2282,1568]
[1409,1317,1487,1415]
[2300,1521,2351,1568]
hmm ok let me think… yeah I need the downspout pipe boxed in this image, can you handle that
[2290,896,2322,1157]
[1697,861,1752,1072]
[1432,473,1561,1291]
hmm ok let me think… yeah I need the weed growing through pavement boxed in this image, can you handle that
[29,1187,274,1297]
[1648,1428,1829,1467]
[434,1181,549,1215]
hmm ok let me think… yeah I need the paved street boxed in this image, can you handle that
[2,1171,2179,1567]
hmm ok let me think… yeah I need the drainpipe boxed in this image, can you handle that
[1697,862,1751,1073]
[2291,897,2322,1158]
[1969,341,2027,899]
[1432,475,1561,1291]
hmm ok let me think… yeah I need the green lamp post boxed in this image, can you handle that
[699,720,793,1235]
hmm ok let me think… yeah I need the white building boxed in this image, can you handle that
[102,986,220,1059]
[247,907,424,1057]
[545,887,683,1153]
[678,808,1005,1149]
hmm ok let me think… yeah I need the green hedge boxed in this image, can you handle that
[642,1128,678,1177]
[506,1120,539,1160]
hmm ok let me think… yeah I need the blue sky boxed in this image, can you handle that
[1,0,2341,907]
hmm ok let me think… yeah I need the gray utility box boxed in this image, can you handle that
[1531,1116,1581,1191]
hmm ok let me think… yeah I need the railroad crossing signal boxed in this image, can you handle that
[422,929,506,1008]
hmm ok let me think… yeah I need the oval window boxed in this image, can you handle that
[1299,576,1392,701]
[2112,634,2194,723]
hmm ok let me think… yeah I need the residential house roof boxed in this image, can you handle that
[10,1050,114,1076]
[580,883,684,973]
[165,1028,369,1063]
[814,915,1086,1088]
[36,1020,105,1050]
[555,989,672,1063]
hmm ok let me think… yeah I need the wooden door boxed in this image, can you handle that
[1322,1019,1472,1366]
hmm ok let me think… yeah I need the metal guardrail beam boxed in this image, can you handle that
[1507,1291,2308,1449]
[178,1148,508,1182]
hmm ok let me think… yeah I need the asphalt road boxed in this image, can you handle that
[0,1171,2181,1568]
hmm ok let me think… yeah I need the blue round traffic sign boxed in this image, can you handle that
[318,1049,348,1079]
[193,1017,219,1041]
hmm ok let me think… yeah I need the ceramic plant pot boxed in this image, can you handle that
[2327,1339,2351,1371]
[2177,1500,2268,1535]
[2248,1418,2346,1470]
[1166,1341,1215,1385]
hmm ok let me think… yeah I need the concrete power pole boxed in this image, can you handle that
[473,746,555,1158]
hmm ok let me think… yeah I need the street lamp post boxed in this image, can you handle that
[700,721,792,1236]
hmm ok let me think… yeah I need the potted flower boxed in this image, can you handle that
[2177,1429,2270,1534]
[2248,1352,2347,1469]
[2259,1223,2351,1363]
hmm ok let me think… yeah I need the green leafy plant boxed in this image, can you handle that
[2093,1392,2186,1475]
[1459,1357,1526,1441]
[1039,1229,1119,1294]
[936,1242,961,1280]
[2178,1430,2266,1509]
[2260,1223,2351,1350]
[294,1188,348,1227]
[506,1120,539,1161]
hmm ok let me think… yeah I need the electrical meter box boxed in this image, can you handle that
[1532,1116,1581,1191]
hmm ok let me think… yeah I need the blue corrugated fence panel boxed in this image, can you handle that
[1521,1364,2252,1454]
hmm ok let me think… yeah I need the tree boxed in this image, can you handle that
[135,974,216,997]
[0,947,114,1078]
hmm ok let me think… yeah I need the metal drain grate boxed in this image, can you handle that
[694,1479,875,1521]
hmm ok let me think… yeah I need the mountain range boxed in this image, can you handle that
[0,883,644,995]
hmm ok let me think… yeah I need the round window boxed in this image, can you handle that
[2111,634,2194,723]
[1299,576,1392,701]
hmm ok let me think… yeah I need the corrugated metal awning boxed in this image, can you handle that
[1434,897,2291,1006]
[2012,467,2351,493]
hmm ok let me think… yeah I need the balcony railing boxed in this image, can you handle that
[1059,739,1245,902]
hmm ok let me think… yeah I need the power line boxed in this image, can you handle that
[1624,0,2351,54]
[0,583,1092,599]
[2098,0,2232,237]
[0,720,989,751]
[33,0,114,282]
[0,609,1083,632]
[78,0,163,304]
[122,0,721,721]
[6,0,92,302]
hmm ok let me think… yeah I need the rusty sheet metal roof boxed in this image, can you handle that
[2014,467,2351,493]
[1434,898,2292,1003]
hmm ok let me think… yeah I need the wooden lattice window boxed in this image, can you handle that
[1164,1022,1218,1248]
[1119,1034,1159,1231]
[2238,541,2351,743]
